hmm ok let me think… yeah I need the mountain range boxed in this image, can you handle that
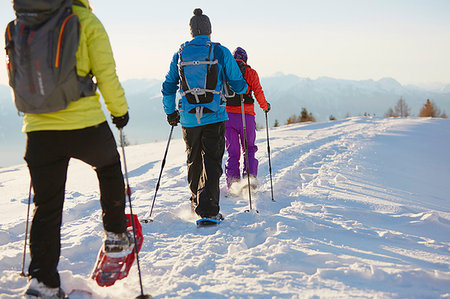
[1,74,449,167]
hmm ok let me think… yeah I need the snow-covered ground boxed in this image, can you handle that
[0,117,449,298]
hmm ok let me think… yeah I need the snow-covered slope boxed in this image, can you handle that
[0,117,449,298]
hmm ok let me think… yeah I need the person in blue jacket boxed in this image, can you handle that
[161,8,248,220]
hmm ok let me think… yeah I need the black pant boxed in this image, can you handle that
[182,121,225,217]
[24,122,127,288]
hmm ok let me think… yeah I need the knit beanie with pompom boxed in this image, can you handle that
[189,8,212,37]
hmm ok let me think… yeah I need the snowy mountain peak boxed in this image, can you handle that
[377,77,403,91]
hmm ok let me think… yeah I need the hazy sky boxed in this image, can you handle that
[1,0,449,86]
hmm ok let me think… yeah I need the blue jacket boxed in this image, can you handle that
[162,35,248,127]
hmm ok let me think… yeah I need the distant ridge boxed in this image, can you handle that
[1,75,449,167]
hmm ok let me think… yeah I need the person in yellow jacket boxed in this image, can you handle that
[15,0,132,297]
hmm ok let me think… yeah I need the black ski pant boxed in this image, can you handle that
[24,121,127,288]
[182,121,225,218]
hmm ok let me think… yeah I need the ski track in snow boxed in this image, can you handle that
[0,117,449,298]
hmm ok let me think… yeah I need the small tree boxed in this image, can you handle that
[274,119,279,127]
[299,107,316,122]
[385,107,395,117]
[419,99,443,117]
[300,108,308,121]
[285,108,316,125]
[394,97,410,117]
[385,97,411,118]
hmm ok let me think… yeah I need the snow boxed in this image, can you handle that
[0,117,449,298]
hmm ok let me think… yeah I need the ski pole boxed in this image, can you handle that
[240,95,255,212]
[142,125,174,223]
[119,128,151,299]
[265,111,275,202]
[20,180,33,277]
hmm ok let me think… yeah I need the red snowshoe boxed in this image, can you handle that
[91,214,143,287]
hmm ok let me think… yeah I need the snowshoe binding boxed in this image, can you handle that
[196,213,224,227]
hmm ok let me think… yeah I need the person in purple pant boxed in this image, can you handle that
[224,47,271,189]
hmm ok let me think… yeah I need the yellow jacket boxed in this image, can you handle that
[23,0,128,133]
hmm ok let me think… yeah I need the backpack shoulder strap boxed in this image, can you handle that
[4,21,14,76]
[5,21,14,45]
[206,41,214,61]
[177,41,190,62]
[210,42,220,57]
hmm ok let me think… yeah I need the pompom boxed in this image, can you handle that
[193,8,203,16]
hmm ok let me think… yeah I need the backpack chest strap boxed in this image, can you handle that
[179,59,218,67]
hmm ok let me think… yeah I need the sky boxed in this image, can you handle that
[0,0,450,87]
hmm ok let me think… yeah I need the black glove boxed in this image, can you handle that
[264,102,271,113]
[112,111,129,129]
[167,110,180,126]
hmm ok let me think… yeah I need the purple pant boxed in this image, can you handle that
[225,112,258,188]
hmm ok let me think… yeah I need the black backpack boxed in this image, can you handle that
[224,60,254,107]
[5,0,96,114]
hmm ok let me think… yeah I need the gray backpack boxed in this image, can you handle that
[5,0,96,114]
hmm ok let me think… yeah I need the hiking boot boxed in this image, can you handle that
[103,230,134,254]
[200,212,224,221]
[25,278,66,299]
